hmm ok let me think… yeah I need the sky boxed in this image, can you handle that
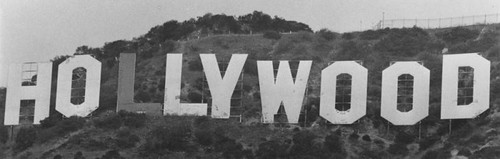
[0,0,499,87]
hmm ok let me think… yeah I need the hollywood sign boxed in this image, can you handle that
[3,53,490,126]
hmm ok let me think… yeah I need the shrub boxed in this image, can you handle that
[349,132,360,141]
[188,92,203,103]
[470,146,500,159]
[362,135,372,142]
[135,90,151,102]
[263,30,282,40]
[142,118,193,154]
[0,126,8,144]
[435,27,479,44]
[39,114,63,129]
[317,28,337,41]
[243,59,258,76]
[15,127,37,152]
[161,40,176,54]
[94,113,122,129]
[395,131,415,144]
[214,136,247,159]
[214,38,231,49]
[335,40,367,60]
[256,140,289,158]
[37,116,86,142]
[422,150,438,159]
[324,133,343,154]
[73,151,85,159]
[360,29,387,40]
[419,136,439,150]
[194,129,213,146]
[294,31,314,42]
[188,58,203,71]
[53,155,62,159]
[290,130,319,157]
[118,111,147,128]
[68,134,109,151]
[116,128,140,149]
[373,139,385,148]
[388,143,409,155]
[458,149,472,157]
[140,51,153,59]
[101,150,124,159]
[448,30,498,54]
[274,38,295,55]
[57,116,85,133]
[374,26,442,56]
[193,116,211,129]
[341,33,355,40]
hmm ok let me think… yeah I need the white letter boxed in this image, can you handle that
[164,54,207,116]
[320,61,367,124]
[200,54,247,118]
[441,53,490,119]
[56,55,101,117]
[381,62,429,125]
[4,62,52,125]
[258,60,311,123]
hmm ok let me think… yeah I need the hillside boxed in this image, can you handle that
[1,12,500,158]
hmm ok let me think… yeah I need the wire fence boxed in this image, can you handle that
[373,13,500,30]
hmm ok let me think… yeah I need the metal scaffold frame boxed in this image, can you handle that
[202,57,244,122]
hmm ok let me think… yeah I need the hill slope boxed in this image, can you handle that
[1,15,500,158]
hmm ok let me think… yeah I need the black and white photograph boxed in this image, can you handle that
[0,0,500,158]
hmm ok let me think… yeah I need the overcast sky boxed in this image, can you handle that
[0,0,499,87]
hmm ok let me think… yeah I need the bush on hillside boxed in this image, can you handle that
[38,116,85,143]
[342,33,355,40]
[94,113,122,129]
[360,29,389,40]
[317,28,338,41]
[0,126,8,144]
[188,58,204,71]
[100,150,125,159]
[39,114,63,129]
[57,116,86,132]
[435,27,479,44]
[263,30,282,40]
[135,90,151,102]
[74,151,85,159]
[15,127,37,152]
[193,116,214,146]
[334,40,369,60]
[118,110,147,128]
[395,131,415,145]
[256,140,290,158]
[53,155,62,159]
[141,117,194,155]
[116,128,140,149]
[290,130,321,157]
[324,133,343,151]
[214,135,249,158]
[448,30,498,53]
[188,92,203,103]
[374,26,443,56]
[161,40,176,54]
[362,135,372,142]
[94,111,147,130]
[194,129,213,146]
[388,143,409,155]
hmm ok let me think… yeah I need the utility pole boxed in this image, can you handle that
[382,12,385,28]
